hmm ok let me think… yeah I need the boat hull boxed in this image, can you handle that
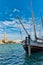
[23,44,43,53]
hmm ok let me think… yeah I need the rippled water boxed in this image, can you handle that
[0,43,43,65]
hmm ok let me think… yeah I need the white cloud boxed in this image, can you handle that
[2,20,15,26]
[13,8,20,13]
[3,21,9,26]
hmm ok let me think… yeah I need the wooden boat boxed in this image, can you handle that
[17,6,43,56]
[23,39,43,54]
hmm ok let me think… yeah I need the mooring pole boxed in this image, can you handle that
[27,35,31,57]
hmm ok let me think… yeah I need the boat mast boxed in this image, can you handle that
[31,1,37,41]
[32,11,37,40]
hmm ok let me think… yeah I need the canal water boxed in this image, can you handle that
[0,43,43,65]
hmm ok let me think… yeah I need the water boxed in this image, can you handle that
[0,43,43,65]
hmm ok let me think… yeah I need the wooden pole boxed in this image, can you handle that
[27,35,31,57]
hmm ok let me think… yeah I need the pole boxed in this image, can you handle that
[27,35,31,57]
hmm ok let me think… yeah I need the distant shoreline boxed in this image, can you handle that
[0,40,22,44]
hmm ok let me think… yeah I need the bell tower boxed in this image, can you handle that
[4,32,7,42]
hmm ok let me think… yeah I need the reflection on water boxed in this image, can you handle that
[0,43,43,65]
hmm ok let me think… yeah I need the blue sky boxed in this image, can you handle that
[0,0,43,40]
